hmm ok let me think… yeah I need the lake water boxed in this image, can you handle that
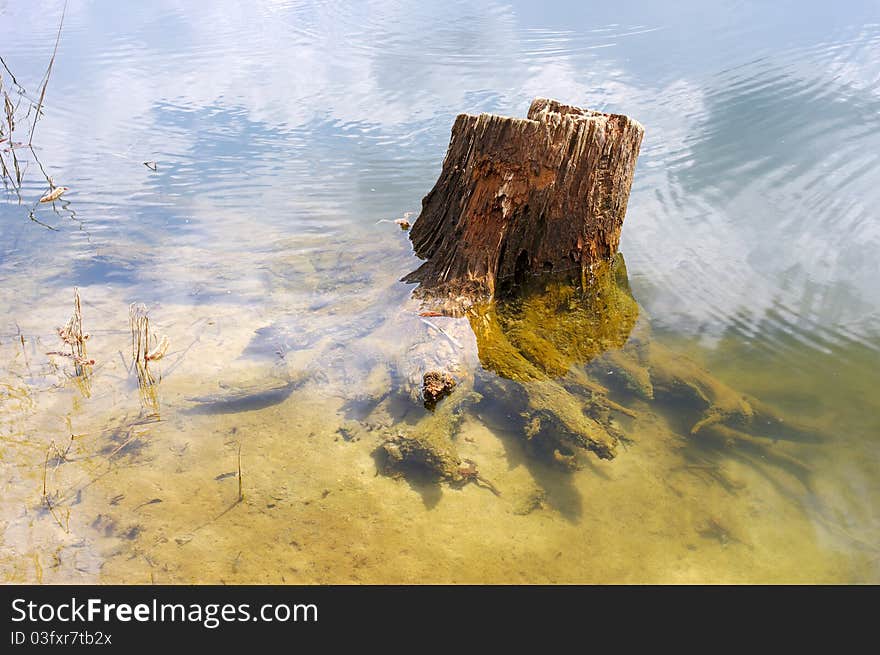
[1,0,878,583]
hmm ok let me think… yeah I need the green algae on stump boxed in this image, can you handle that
[466,255,640,460]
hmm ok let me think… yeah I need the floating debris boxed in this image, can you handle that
[39,185,68,203]
[145,335,170,362]
[376,211,413,230]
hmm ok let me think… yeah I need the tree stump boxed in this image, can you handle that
[404,98,644,300]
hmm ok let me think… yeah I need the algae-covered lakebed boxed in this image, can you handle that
[2,0,879,583]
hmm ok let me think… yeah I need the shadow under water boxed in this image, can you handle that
[184,378,303,415]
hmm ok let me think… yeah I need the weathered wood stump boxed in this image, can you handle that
[404,98,644,299]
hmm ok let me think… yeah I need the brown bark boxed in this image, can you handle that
[404,98,644,299]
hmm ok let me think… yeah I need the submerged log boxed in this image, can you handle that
[405,98,644,299]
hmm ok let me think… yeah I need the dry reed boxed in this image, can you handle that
[129,303,168,417]
[0,2,67,196]
[29,1,67,147]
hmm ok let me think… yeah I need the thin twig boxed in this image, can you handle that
[0,56,24,91]
[27,208,59,230]
[3,89,22,187]
[42,441,54,497]
[105,427,146,460]
[44,494,69,533]
[237,443,243,502]
[420,318,463,348]
[40,439,71,531]
[15,323,30,373]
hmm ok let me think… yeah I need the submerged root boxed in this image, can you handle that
[699,423,814,481]
[566,367,637,418]
[591,347,654,400]
[392,249,827,489]
[375,389,481,482]
[621,339,825,489]
[744,395,827,444]
[520,379,618,459]
[638,340,825,484]
[648,344,754,434]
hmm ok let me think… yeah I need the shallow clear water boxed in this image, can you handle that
[1,0,878,583]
